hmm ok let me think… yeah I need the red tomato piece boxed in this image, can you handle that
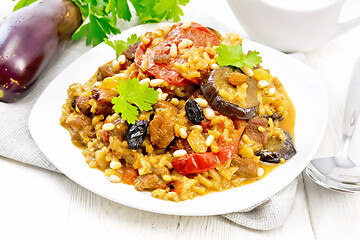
[134,22,220,86]
[200,119,212,133]
[172,120,247,175]
[121,167,138,184]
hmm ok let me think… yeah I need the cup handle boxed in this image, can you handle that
[336,2,360,37]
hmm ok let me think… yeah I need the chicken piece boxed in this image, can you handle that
[244,116,268,145]
[64,114,95,146]
[75,96,91,115]
[231,154,258,178]
[149,101,178,149]
[96,64,115,81]
[91,87,118,116]
[123,42,140,60]
[134,174,166,191]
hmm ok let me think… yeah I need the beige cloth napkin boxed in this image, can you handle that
[0,19,299,230]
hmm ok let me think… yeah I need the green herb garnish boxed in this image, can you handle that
[216,44,262,69]
[131,0,189,23]
[13,0,189,46]
[112,78,159,124]
[104,34,140,59]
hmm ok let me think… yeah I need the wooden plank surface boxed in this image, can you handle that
[0,157,315,239]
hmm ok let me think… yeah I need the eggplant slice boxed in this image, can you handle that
[256,131,296,163]
[201,66,258,120]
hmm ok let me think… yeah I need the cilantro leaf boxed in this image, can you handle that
[131,0,189,23]
[88,13,120,46]
[130,0,160,22]
[216,44,244,68]
[71,0,90,19]
[13,0,189,46]
[106,0,132,25]
[243,51,262,68]
[112,97,139,124]
[216,44,262,69]
[153,0,189,22]
[104,34,140,58]
[89,0,108,16]
[12,0,37,11]
[111,78,159,124]
[72,17,90,42]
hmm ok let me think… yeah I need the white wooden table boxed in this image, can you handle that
[1,0,360,239]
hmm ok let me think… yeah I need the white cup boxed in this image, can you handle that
[226,0,360,52]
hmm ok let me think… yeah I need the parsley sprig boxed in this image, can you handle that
[132,0,189,22]
[104,34,140,58]
[112,78,159,124]
[216,44,262,69]
[13,0,189,46]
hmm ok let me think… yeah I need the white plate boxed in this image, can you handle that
[29,23,328,216]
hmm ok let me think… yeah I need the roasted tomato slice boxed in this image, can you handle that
[135,22,220,86]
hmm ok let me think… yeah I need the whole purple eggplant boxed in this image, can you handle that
[0,0,82,103]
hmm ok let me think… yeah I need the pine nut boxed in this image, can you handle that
[210,63,220,69]
[178,39,188,49]
[173,149,187,158]
[111,60,120,72]
[109,175,121,183]
[179,127,188,139]
[156,88,167,101]
[170,43,178,58]
[150,78,164,87]
[206,135,214,146]
[110,161,121,170]
[257,80,269,88]
[181,20,192,29]
[189,125,203,132]
[204,108,215,120]
[161,25,172,35]
[102,123,115,131]
[139,78,151,85]
[195,98,208,107]
[185,39,193,46]
[268,87,276,96]
[117,54,126,65]
[170,98,180,105]
[241,66,254,77]
[158,92,168,101]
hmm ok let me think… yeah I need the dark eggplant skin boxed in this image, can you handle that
[200,66,258,120]
[0,0,82,103]
[256,131,297,163]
